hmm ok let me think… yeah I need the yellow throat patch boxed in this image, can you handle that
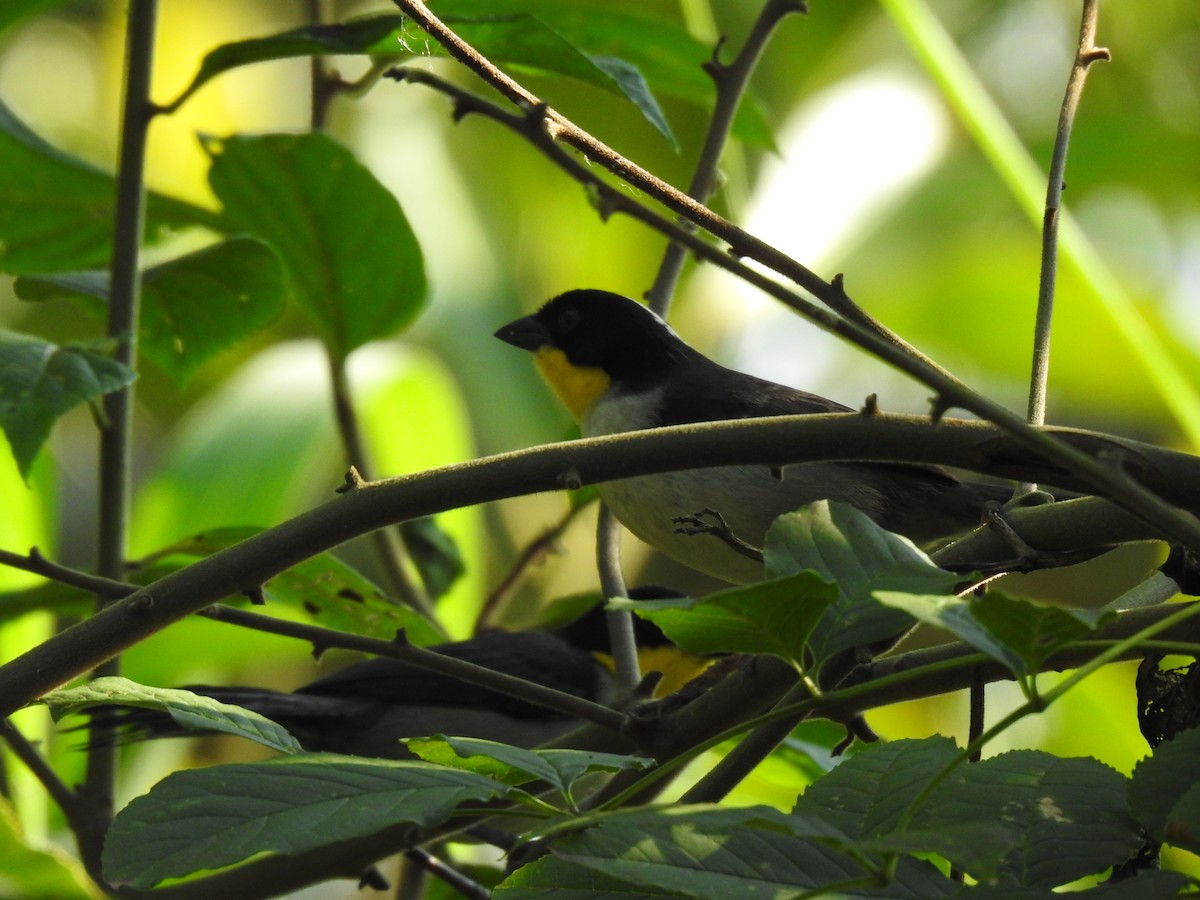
[533,346,611,421]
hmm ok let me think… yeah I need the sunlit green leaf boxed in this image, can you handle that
[920,750,1141,887]
[550,805,954,898]
[610,572,834,663]
[497,854,691,898]
[43,676,301,754]
[132,527,444,645]
[406,735,650,802]
[793,737,959,839]
[874,591,1105,678]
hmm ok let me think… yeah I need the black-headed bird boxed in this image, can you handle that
[496,289,1010,583]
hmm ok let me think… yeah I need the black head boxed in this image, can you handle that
[495,290,701,382]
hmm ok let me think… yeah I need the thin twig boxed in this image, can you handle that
[596,506,640,691]
[391,0,934,373]
[1027,0,1108,429]
[201,605,628,732]
[647,0,807,315]
[324,352,435,619]
[404,848,489,900]
[389,66,1200,551]
[0,546,624,732]
[1,719,83,825]
[475,499,592,632]
[308,1,435,622]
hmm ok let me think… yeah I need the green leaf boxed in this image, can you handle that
[406,736,651,803]
[42,676,301,754]
[0,98,218,274]
[497,854,691,898]
[132,527,444,645]
[434,1,774,147]
[426,14,677,145]
[16,237,287,386]
[164,16,408,112]
[0,798,100,900]
[764,501,944,664]
[102,754,515,889]
[923,751,1142,887]
[793,736,960,840]
[1129,726,1200,853]
[204,132,427,358]
[874,591,1105,678]
[608,572,836,663]
[166,14,676,145]
[0,330,136,480]
[550,805,955,899]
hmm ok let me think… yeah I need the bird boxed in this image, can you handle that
[496,289,1012,584]
[89,593,706,758]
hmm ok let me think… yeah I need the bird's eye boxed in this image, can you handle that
[557,307,581,333]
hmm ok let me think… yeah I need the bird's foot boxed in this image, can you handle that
[672,508,764,563]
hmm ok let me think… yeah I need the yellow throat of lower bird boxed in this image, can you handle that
[533,346,611,421]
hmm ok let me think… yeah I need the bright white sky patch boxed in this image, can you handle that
[695,68,951,395]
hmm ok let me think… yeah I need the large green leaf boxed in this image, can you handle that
[204,132,427,358]
[496,854,690,898]
[0,98,217,274]
[793,736,960,840]
[609,572,835,663]
[0,330,136,480]
[131,527,444,645]
[547,805,955,899]
[16,237,287,386]
[434,0,774,147]
[1129,725,1200,854]
[43,676,301,755]
[764,502,940,665]
[102,754,516,889]
[165,13,676,145]
[874,591,1105,679]
[921,751,1142,887]
[405,736,651,806]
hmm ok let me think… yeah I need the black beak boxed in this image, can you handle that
[495,315,551,352]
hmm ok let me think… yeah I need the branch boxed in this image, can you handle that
[201,605,626,731]
[475,499,591,631]
[386,66,1200,553]
[1027,0,1109,429]
[2,412,1197,715]
[647,0,807,314]
[0,549,623,731]
[85,0,159,876]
